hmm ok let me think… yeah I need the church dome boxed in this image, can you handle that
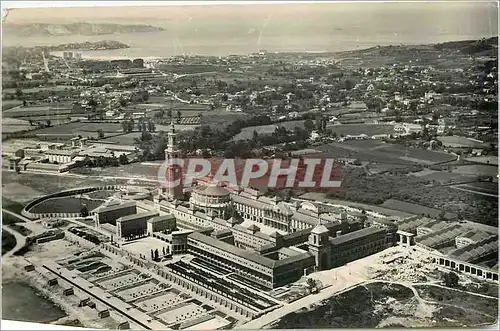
[194,185,230,197]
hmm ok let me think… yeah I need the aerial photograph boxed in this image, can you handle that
[1,1,498,330]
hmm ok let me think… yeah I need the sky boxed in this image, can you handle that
[3,1,498,26]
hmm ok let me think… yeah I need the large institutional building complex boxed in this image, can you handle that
[91,122,497,292]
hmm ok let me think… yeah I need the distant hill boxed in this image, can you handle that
[3,22,164,36]
[332,37,498,69]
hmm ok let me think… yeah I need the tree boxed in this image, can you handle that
[127,119,134,133]
[80,205,89,217]
[438,210,446,221]
[443,271,459,288]
[147,120,156,132]
[97,129,105,139]
[306,278,318,293]
[304,119,315,132]
[15,88,23,100]
[118,154,128,165]
[121,121,129,132]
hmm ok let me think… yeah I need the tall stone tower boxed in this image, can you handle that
[164,119,183,200]
[308,221,331,271]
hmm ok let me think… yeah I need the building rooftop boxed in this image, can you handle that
[189,231,275,268]
[415,224,465,248]
[117,211,159,223]
[311,224,329,235]
[97,201,136,213]
[329,226,386,245]
[44,149,78,156]
[447,235,499,263]
[147,214,175,224]
[193,184,230,197]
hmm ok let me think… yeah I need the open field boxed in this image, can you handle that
[380,199,457,219]
[317,141,456,167]
[3,85,75,94]
[415,171,478,184]
[233,120,305,141]
[452,181,499,195]
[3,106,73,118]
[1,100,22,110]
[298,193,414,218]
[32,122,123,135]
[438,136,488,148]
[452,164,498,177]
[2,182,45,203]
[2,118,35,133]
[201,112,250,128]
[1,171,124,199]
[78,161,162,180]
[414,285,498,320]
[465,156,498,166]
[271,282,427,328]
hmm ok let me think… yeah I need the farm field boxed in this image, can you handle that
[415,171,478,184]
[28,122,127,141]
[232,120,305,141]
[317,140,456,167]
[327,123,394,136]
[1,100,22,110]
[3,105,73,118]
[438,136,487,148]
[452,182,499,195]
[2,85,75,94]
[452,164,498,177]
[100,133,143,146]
[2,118,34,133]
[465,156,498,166]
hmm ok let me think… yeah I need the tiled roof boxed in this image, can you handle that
[415,224,465,248]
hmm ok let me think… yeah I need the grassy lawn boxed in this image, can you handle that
[28,197,105,214]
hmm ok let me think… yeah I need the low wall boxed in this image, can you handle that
[22,185,127,220]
